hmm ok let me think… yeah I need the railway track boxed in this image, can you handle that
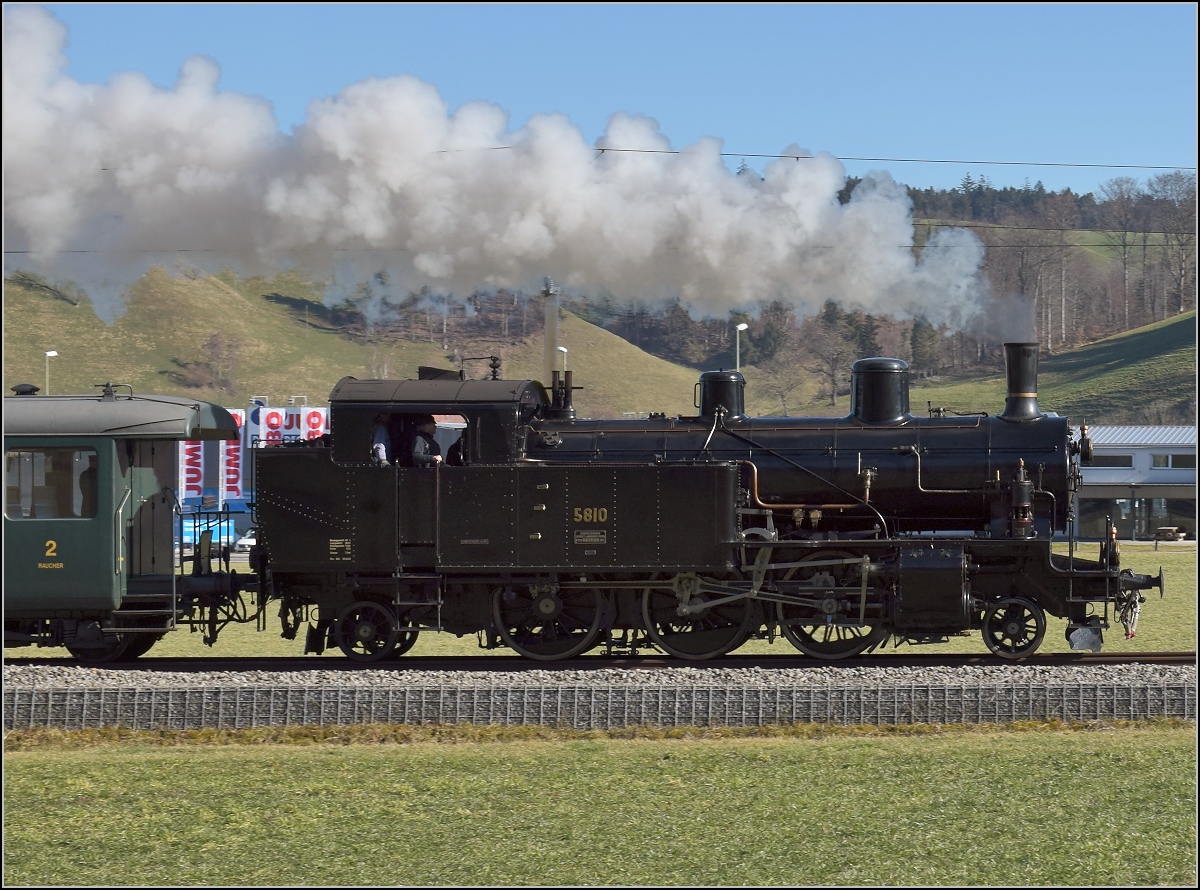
[7,650,1194,674]
[7,650,1193,731]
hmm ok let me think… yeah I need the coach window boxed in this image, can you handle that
[4,447,99,520]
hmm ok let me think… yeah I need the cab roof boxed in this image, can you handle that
[328,376,548,408]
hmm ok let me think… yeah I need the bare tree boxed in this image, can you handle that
[1147,171,1197,317]
[979,211,1058,348]
[802,317,858,407]
[1042,193,1080,346]
[755,329,811,415]
[1098,176,1144,331]
[199,333,242,394]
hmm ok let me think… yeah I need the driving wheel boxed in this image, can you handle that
[492,586,604,661]
[777,551,888,659]
[642,574,756,660]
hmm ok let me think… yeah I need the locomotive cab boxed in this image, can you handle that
[256,374,556,586]
[326,375,550,466]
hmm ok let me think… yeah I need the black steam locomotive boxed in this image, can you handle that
[251,341,1161,662]
[3,343,1163,664]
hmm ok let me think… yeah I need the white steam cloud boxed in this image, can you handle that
[4,5,986,324]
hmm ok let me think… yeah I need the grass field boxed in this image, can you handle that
[5,546,1194,886]
[3,724,1195,886]
[1,270,707,420]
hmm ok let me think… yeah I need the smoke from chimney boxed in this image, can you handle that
[4,5,987,325]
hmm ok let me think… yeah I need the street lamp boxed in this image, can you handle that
[557,345,568,372]
[44,350,58,394]
[735,324,748,372]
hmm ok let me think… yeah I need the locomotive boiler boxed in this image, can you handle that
[528,344,1075,538]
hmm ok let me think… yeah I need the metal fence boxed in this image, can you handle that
[4,684,1195,731]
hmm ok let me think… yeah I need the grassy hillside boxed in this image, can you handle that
[903,312,1197,426]
[3,269,447,407]
[1036,313,1197,424]
[1,269,703,417]
[3,269,1195,424]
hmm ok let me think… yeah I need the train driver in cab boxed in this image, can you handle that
[409,415,442,467]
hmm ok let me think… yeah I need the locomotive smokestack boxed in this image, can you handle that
[1000,342,1043,422]
[543,278,560,388]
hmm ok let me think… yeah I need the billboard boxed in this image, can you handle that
[246,404,328,447]
[178,440,204,502]
[219,409,246,504]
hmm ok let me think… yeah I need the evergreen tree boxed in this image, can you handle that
[910,317,941,373]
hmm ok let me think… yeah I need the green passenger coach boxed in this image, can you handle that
[4,383,242,661]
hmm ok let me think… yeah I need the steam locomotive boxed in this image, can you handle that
[3,343,1163,663]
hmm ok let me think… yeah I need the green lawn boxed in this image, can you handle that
[3,726,1195,886]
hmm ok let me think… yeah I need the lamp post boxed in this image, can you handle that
[735,324,748,372]
[44,350,58,394]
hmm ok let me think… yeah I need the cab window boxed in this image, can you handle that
[5,447,99,519]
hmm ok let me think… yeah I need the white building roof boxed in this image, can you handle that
[1087,426,1196,447]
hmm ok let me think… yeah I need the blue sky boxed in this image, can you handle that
[35,2,1197,195]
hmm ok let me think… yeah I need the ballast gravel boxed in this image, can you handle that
[5,661,1195,690]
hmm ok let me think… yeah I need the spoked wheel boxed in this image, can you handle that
[777,551,888,659]
[66,632,132,664]
[642,574,756,660]
[982,596,1046,659]
[492,586,604,661]
[334,600,398,662]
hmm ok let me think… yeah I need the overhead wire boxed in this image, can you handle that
[441,144,1194,173]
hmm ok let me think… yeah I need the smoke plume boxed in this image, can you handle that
[4,5,986,324]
